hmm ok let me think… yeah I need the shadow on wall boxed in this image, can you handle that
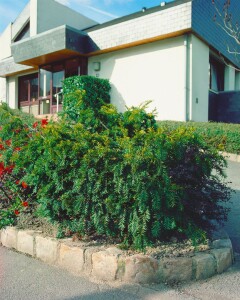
[110,83,127,112]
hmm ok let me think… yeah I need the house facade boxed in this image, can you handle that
[0,0,240,121]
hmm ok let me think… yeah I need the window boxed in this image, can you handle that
[40,65,51,97]
[19,73,38,103]
[65,58,80,78]
[209,57,225,92]
[52,64,64,106]
[14,22,30,42]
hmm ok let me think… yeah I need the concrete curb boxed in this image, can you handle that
[221,152,240,163]
[0,227,234,284]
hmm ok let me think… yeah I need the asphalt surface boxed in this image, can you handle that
[0,159,239,300]
[222,160,240,253]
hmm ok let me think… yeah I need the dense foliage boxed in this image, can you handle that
[0,77,232,250]
[158,121,240,154]
[62,75,111,121]
[0,104,36,228]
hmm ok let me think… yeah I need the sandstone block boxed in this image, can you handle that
[212,239,232,250]
[17,230,35,256]
[124,254,159,283]
[211,248,232,273]
[92,247,123,281]
[58,243,84,274]
[159,257,193,283]
[35,236,59,264]
[83,247,101,275]
[193,253,215,280]
[1,227,18,249]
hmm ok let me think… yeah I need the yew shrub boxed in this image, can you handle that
[0,77,231,249]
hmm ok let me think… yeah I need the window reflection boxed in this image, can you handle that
[40,66,51,97]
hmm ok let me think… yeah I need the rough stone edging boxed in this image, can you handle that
[0,227,234,284]
[221,152,240,163]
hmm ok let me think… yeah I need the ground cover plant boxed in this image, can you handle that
[0,76,232,250]
[158,121,240,155]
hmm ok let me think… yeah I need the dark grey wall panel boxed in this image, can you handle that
[192,0,240,68]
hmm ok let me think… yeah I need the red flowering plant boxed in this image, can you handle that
[0,103,39,228]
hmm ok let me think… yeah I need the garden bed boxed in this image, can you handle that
[0,226,233,284]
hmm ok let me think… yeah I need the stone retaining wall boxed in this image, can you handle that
[0,226,234,284]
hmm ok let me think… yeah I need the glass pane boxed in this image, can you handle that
[14,22,30,42]
[19,78,29,102]
[30,76,38,102]
[52,65,64,106]
[40,67,51,97]
[65,58,80,78]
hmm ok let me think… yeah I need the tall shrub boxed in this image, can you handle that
[62,76,111,122]
[10,89,231,249]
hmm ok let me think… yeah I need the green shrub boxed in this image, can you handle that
[0,103,44,228]
[10,94,231,249]
[158,121,240,154]
[62,75,111,121]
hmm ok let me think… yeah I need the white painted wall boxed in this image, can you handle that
[0,24,12,60]
[0,78,7,103]
[8,76,18,109]
[190,35,209,122]
[30,0,97,36]
[12,3,30,40]
[88,37,187,121]
[224,65,235,91]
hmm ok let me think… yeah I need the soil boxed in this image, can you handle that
[16,213,211,260]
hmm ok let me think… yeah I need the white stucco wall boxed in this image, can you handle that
[12,3,30,40]
[0,24,12,60]
[8,76,18,109]
[88,37,187,121]
[190,35,209,122]
[0,78,7,103]
[30,0,97,36]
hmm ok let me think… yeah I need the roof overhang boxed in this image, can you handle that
[11,25,93,67]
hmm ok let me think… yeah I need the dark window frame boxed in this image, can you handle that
[14,21,30,42]
[209,57,225,92]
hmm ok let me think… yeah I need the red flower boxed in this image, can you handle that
[14,147,21,152]
[33,122,38,128]
[22,201,28,207]
[0,162,4,177]
[21,181,28,189]
[5,139,12,146]
[0,144,4,150]
[41,119,48,127]
[14,129,21,134]
[16,180,20,185]
[5,165,14,174]
[14,210,20,215]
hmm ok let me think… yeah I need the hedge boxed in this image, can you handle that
[158,121,240,155]
[0,92,231,250]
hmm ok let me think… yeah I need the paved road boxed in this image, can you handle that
[1,246,240,300]
[0,159,239,300]
[223,160,240,252]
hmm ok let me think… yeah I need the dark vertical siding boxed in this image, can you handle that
[192,0,240,68]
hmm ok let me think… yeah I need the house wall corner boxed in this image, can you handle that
[189,35,209,122]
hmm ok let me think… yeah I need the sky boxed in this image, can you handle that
[0,0,173,34]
